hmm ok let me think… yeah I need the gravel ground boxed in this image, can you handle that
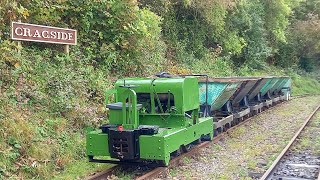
[269,111,320,179]
[167,96,320,180]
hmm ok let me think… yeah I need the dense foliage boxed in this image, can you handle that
[0,0,320,179]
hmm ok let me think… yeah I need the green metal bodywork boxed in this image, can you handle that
[247,77,272,101]
[282,78,292,89]
[87,117,213,165]
[269,77,285,95]
[260,77,279,96]
[281,78,292,94]
[87,77,213,165]
[199,80,240,111]
[274,77,291,94]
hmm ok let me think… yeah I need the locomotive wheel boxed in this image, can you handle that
[192,138,202,145]
[201,133,212,141]
[155,160,166,167]
[182,144,192,153]
[171,146,183,157]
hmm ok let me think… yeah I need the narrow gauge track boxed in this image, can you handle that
[85,95,313,180]
[260,104,320,180]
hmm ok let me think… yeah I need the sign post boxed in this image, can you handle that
[64,45,69,55]
[11,22,77,54]
[17,20,22,54]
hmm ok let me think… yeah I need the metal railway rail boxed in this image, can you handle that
[260,104,320,180]
[85,95,312,180]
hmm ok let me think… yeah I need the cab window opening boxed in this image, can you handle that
[154,93,175,113]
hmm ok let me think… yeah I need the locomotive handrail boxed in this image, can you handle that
[105,89,117,106]
[120,88,139,129]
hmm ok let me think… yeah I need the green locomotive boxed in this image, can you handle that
[86,76,213,166]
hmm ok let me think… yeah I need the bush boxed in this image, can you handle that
[0,0,164,76]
